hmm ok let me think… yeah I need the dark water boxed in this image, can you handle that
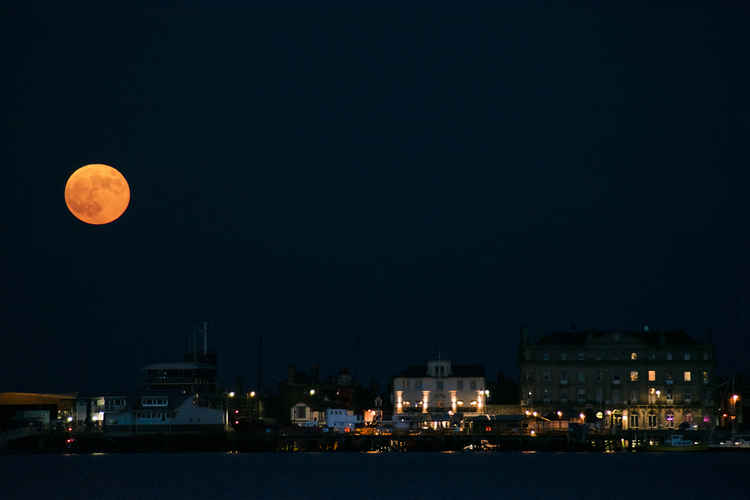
[2,452,749,500]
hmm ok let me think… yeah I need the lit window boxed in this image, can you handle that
[630,371,639,382]
[648,414,657,428]
[703,371,709,384]
[648,370,655,381]
[630,414,639,428]
[683,371,691,382]
[631,352,638,360]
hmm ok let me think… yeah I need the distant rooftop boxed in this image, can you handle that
[530,329,704,346]
[397,364,485,378]
[142,362,216,371]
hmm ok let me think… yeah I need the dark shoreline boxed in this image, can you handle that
[3,431,748,455]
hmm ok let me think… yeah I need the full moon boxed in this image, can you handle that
[64,164,130,225]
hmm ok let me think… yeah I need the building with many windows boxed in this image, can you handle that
[519,327,716,430]
[392,360,486,414]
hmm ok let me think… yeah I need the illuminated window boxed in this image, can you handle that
[665,412,674,428]
[631,352,638,360]
[683,371,691,382]
[630,414,639,428]
[648,413,657,428]
[630,371,639,382]
[703,371,709,385]
[648,370,656,382]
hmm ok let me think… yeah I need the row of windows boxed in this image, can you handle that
[142,398,168,406]
[398,379,479,390]
[528,370,709,384]
[530,387,705,404]
[533,351,710,362]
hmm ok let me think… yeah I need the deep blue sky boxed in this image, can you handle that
[3,4,749,394]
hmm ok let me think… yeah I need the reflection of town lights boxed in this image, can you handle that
[525,410,531,416]
[530,430,536,436]
[484,390,490,396]
[470,401,478,406]
[532,411,538,417]
[457,401,464,406]
[732,394,740,402]
[606,410,612,416]
[579,413,585,420]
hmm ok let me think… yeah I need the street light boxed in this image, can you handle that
[309,389,316,396]
[228,392,235,398]
[249,391,256,398]
[556,411,563,418]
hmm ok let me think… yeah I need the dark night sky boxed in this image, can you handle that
[3,4,749,394]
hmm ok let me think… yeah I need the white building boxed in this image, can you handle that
[325,408,360,432]
[392,360,487,414]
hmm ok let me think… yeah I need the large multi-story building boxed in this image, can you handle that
[392,359,486,414]
[519,327,716,430]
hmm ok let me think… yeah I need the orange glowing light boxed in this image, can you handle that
[64,164,130,225]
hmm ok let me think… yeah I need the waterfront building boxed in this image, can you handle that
[519,326,716,430]
[0,392,77,430]
[392,359,486,415]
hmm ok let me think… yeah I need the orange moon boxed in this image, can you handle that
[64,164,130,225]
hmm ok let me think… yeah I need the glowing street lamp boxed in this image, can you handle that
[249,391,256,398]
[309,389,316,396]
[228,392,235,398]
[556,411,563,418]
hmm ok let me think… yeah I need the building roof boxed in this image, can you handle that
[142,362,216,371]
[0,392,77,405]
[531,329,702,347]
[396,364,485,378]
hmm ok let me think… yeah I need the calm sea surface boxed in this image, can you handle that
[2,452,749,500]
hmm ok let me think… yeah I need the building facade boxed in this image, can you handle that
[392,360,486,414]
[519,327,716,430]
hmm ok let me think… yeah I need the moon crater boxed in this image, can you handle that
[65,164,130,225]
